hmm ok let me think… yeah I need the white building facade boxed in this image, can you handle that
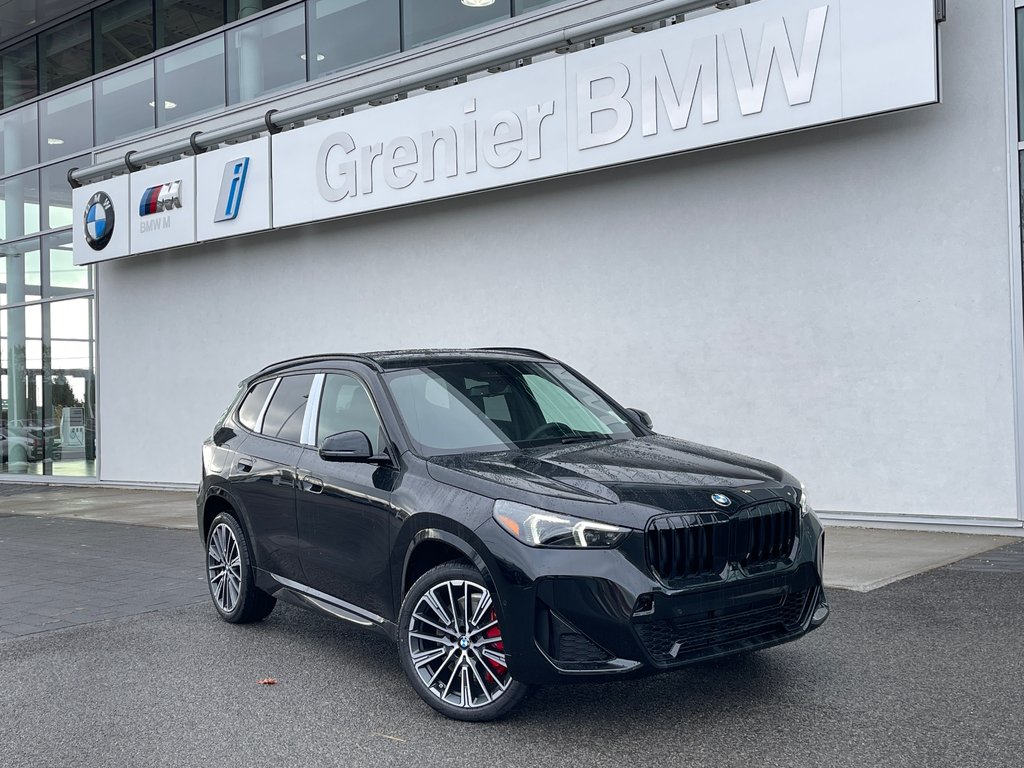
[4,0,1024,533]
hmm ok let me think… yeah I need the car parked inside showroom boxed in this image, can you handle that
[198,349,829,720]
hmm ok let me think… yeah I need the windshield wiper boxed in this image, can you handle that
[559,434,613,444]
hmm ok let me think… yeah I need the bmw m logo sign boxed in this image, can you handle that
[139,181,182,216]
[711,493,732,508]
[84,192,115,251]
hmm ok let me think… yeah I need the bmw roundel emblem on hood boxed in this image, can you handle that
[711,493,732,508]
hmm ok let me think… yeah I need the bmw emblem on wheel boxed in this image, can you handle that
[84,191,115,251]
[711,493,732,507]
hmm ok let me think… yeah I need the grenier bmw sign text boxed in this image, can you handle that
[72,0,939,265]
[313,4,830,205]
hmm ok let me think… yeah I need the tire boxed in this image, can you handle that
[398,561,531,721]
[205,511,276,623]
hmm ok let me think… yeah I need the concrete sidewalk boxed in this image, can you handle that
[0,483,1014,592]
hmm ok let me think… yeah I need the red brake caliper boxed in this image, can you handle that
[483,608,506,682]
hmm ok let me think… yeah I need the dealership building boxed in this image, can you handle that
[1,0,1023,532]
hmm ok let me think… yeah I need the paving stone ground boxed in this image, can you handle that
[0,515,207,640]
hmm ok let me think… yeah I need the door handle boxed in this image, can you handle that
[302,476,324,494]
[236,458,253,473]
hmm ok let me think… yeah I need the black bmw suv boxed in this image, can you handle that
[198,349,828,720]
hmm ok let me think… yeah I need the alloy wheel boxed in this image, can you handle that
[207,522,242,613]
[407,579,511,709]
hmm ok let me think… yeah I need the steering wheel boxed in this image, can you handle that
[524,422,572,441]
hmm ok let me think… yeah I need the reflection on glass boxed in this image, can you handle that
[162,0,225,47]
[94,62,155,145]
[43,231,90,296]
[514,0,564,13]
[1,297,96,476]
[0,171,40,241]
[39,86,94,162]
[96,0,156,72]
[227,0,291,22]
[402,0,511,49]
[0,239,42,306]
[157,36,225,126]
[309,0,400,79]
[0,38,38,110]
[226,6,306,105]
[41,157,87,231]
[39,13,93,93]
[0,105,38,176]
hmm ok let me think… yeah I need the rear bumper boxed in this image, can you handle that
[476,515,828,685]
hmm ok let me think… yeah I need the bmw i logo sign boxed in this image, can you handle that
[84,191,115,251]
[711,493,732,508]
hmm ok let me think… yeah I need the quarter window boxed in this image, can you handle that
[317,374,384,453]
[262,374,314,442]
[237,379,275,432]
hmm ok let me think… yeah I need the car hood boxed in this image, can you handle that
[425,435,798,521]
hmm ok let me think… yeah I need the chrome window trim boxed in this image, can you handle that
[254,377,281,435]
[301,373,326,447]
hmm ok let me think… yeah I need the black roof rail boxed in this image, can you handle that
[474,347,553,360]
[256,353,383,376]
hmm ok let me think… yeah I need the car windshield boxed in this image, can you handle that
[383,360,640,456]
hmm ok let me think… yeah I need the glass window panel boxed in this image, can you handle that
[39,13,93,93]
[0,171,41,241]
[1,297,96,475]
[0,38,38,110]
[161,0,225,47]
[238,378,275,431]
[309,0,400,79]
[513,0,564,14]
[0,104,38,176]
[1018,9,1024,143]
[94,61,155,145]
[402,0,511,50]
[227,1,290,23]
[226,6,306,105]
[317,373,384,452]
[96,0,155,72]
[0,238,42,306]
[44,231,90,296]
[261,373,313,442]
[156,36,225,126]
[39,85,94,161]
[40,157,87,232]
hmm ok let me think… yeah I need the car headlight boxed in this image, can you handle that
[798,487,814,519]
[492,500,629,548]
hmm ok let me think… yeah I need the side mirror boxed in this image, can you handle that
[319,430,373,462]
[627,408,653,430]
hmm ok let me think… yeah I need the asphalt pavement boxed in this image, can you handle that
[0,513,1021,768]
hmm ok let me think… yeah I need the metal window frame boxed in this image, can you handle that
[1006,0,1024,523]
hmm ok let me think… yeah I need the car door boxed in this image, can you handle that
[296,371,397,618]
[230,374,314,583]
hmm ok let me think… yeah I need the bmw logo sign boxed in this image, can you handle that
[84,191,115,251]
[711,493,732,508]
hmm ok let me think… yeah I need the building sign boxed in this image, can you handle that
[195,137,271,242]
[73,0,939,265]
[129,158,195,255]
[274,0,937,228]
[72,175,129,264]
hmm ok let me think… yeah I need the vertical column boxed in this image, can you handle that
[2,109,28,469]
[237,0,265,102]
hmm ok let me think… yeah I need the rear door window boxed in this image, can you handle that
[261,374,314,443]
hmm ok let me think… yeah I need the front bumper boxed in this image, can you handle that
[476,515,828,685]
